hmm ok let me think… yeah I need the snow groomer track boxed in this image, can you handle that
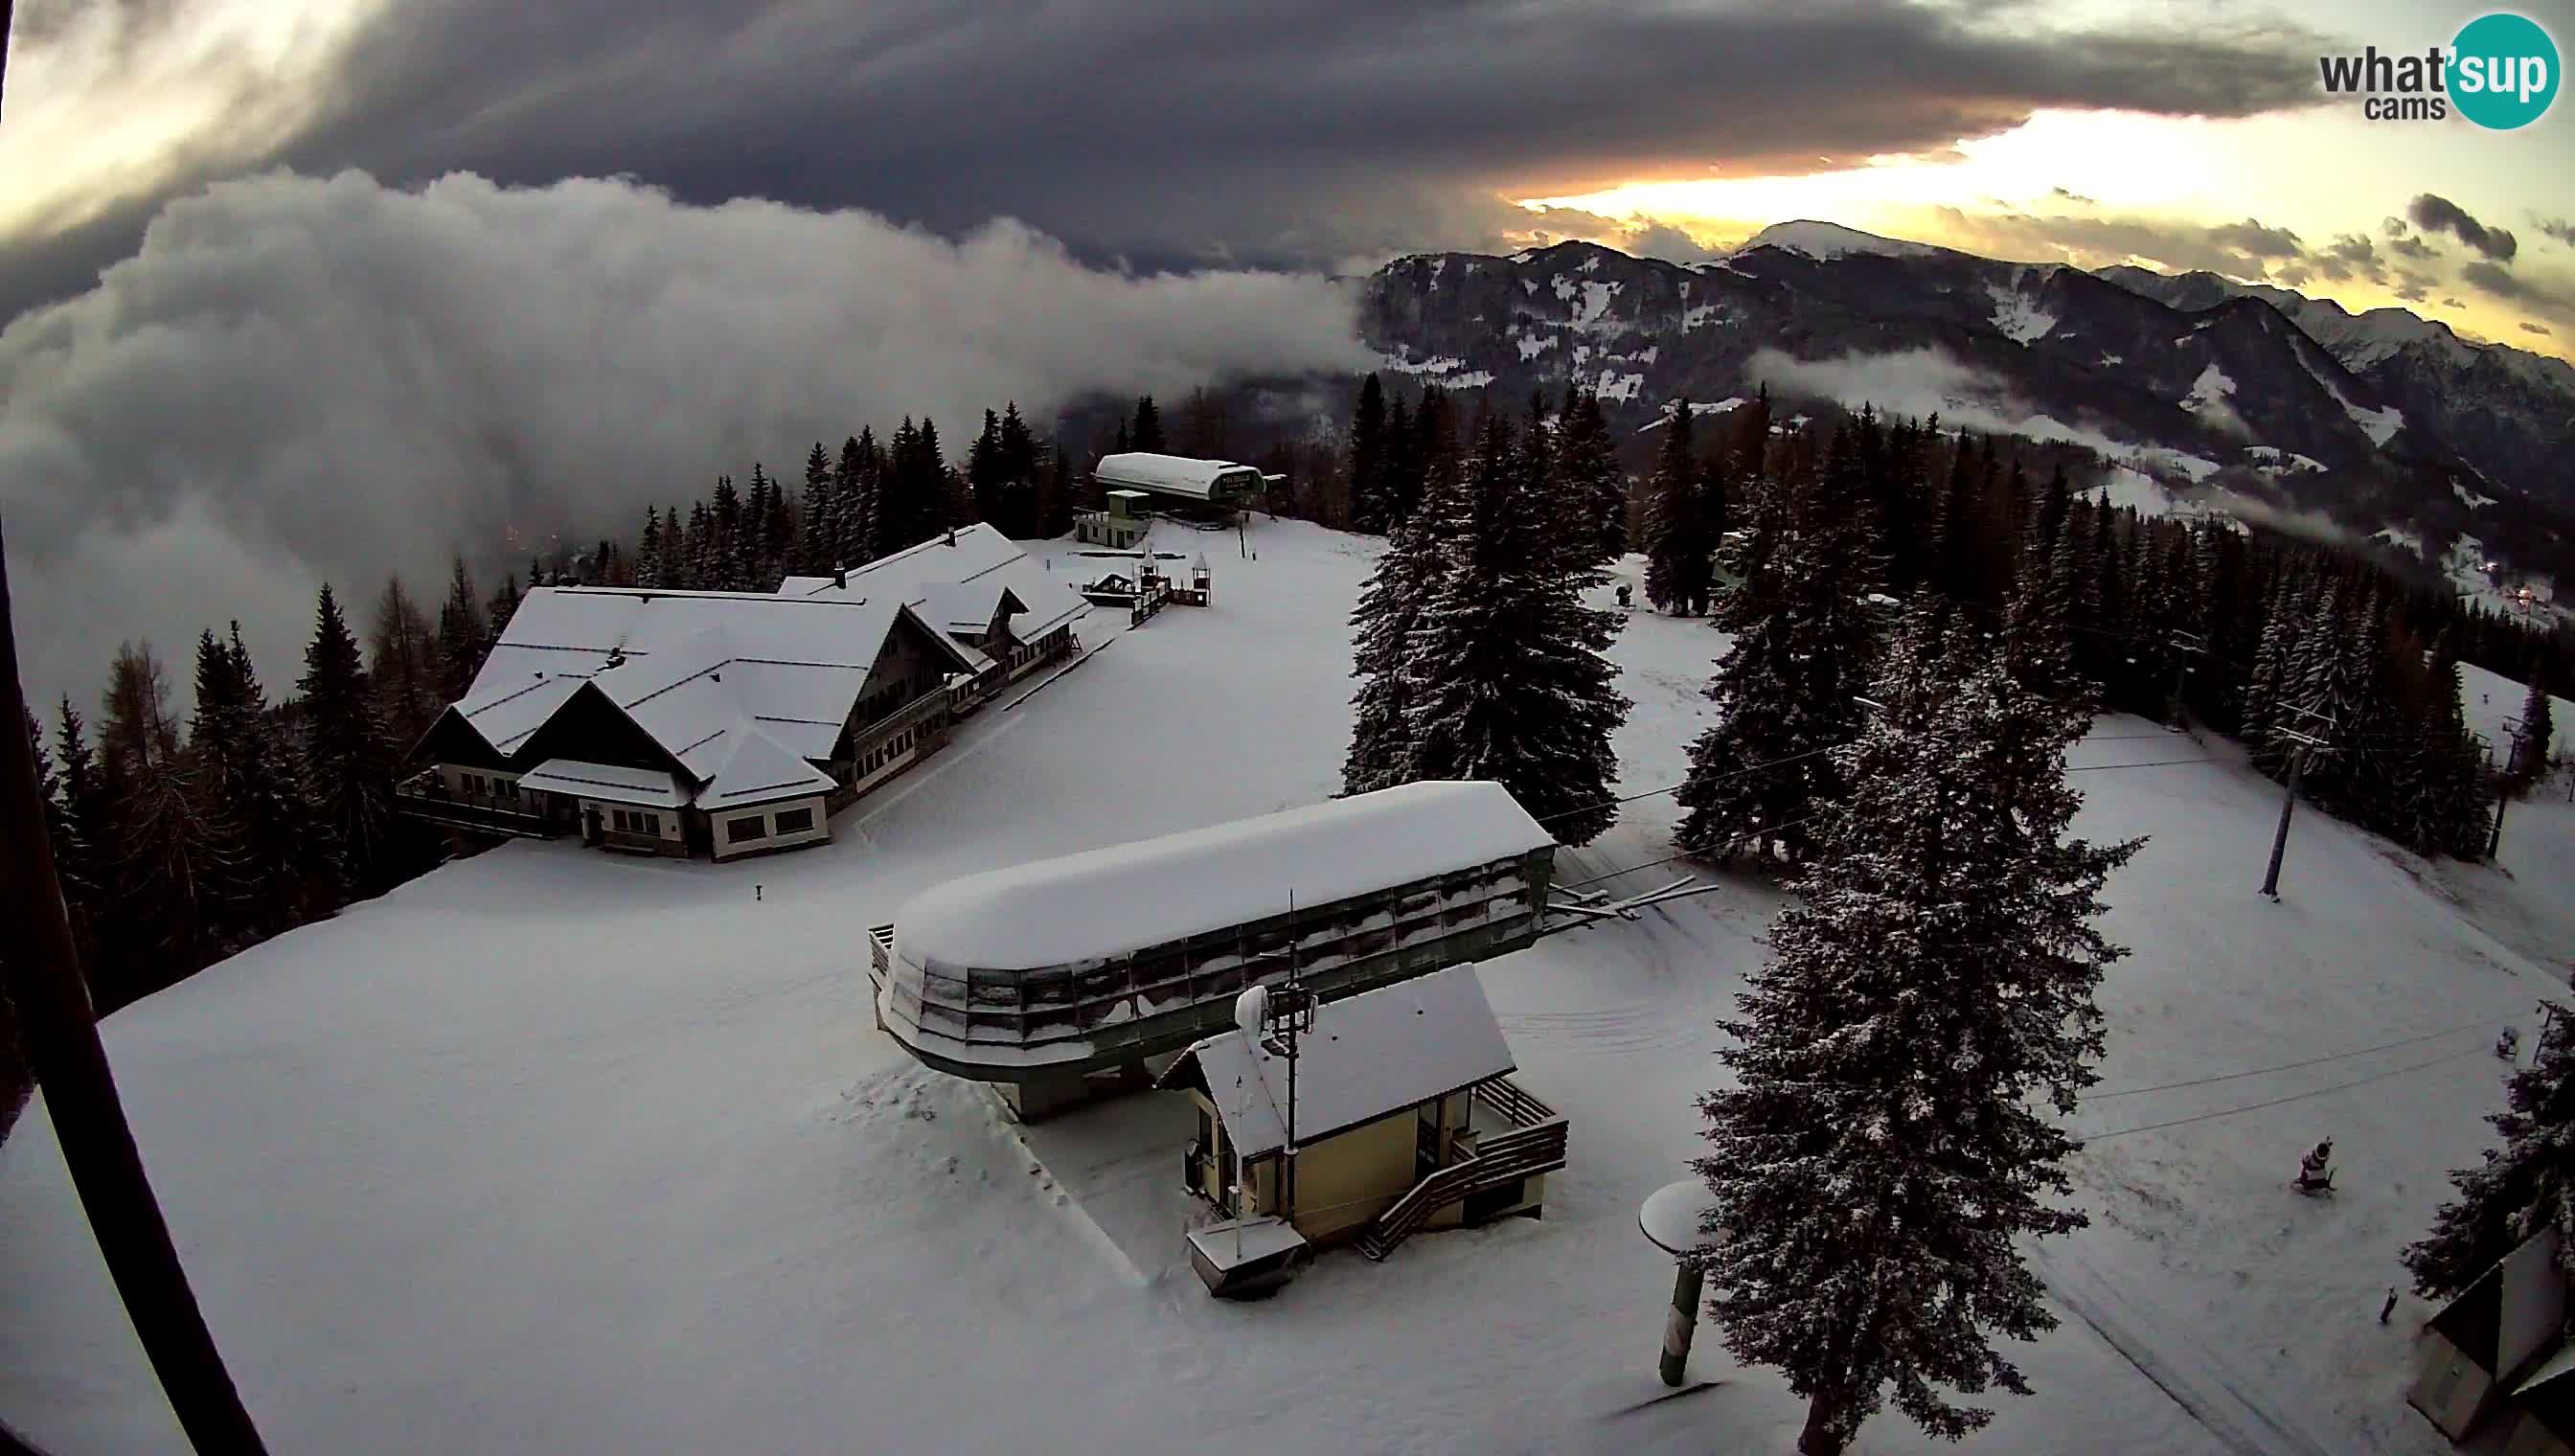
[868,780,1557,1116]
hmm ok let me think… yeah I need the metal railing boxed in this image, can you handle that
[1356,1078,1567,1262]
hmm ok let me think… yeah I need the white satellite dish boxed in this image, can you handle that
[1235,985,1269,1042]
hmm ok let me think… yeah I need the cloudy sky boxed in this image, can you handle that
[2,0,2573,710]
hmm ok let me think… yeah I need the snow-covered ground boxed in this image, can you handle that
[5,522,2571,1456]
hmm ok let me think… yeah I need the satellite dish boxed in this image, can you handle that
[1235,985,1269,1042]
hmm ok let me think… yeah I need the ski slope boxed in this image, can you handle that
[3,521,2569,1455]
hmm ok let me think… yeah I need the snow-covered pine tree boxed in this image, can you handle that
[300,582,405,899]
[201,624,325,932]
[1642,398,1706,614]
[2402,630,2496,858]
[1348,374,1391,535]
[1698,611,2140,1456]
[636,509,666,589]
[1551,388,1623,568]
[839,432,876,565]
[1674,441,1879,866]
[1340,432,1459,797]
[1400,411,1628,844]
[1999,506,2082,705]
[798,442,833,575]
[2289,580,2378,811]
[2404,1002,2575,1298]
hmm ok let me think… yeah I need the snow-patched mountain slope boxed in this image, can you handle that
[1738,218,1942,261]
[6,519,2571,1456]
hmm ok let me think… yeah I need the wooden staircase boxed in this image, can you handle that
[1355,1081,1568,1263]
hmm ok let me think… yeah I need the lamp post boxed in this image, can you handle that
[1639,1179,1725,1387]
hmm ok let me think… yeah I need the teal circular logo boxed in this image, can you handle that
[2452,12,2559,129]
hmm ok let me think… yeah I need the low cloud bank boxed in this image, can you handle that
[0,169,1373,715]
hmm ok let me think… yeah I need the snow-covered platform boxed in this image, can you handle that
[866,780,1557,1109]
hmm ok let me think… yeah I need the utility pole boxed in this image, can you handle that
[2260,706,2336,900]
[0,520,271,1453]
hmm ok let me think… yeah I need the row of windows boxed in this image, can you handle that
[858,727,923,778]
[609,808,662,836]
[725,805,819,845]
[460,773,520,801]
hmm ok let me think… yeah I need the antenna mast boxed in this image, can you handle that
[1262,889,1315,1222]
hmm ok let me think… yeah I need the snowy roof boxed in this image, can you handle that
[1092,452,1264,502]
[891,780,1554,973]
[695,724,838,808]
[1163,965,1515,1159]
[783,523,1089,645]
[434,587,977,793]
[1186,1216,1308,1271]
[516,760,688,808]
[2518,1342,2575,1397]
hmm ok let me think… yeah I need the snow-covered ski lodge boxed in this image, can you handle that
[1160,964,1565,1295]
[867,780,1559,1119]
[401,525,1086,861]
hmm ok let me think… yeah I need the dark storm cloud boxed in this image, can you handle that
[2388,233,2439,261]
[2310,233,2385,285]
[1927,207,2309,278]
[3,0,2334,310]
[2407,194,2518,262]
[2459,260,2575,323]
[2521,322,2554,335]
[2541,216,2575,247]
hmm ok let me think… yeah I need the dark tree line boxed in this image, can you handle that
[28,581,458,1016]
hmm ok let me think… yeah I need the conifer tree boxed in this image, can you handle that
[370,576,442,745]
[1555,389,1625,567]
[798,441,833,574]
[637,509,666,588]
[1400,412,1629,844]
[835,433,873,566]
[711,472,746,588]
[1343,398,1461,796]
[1348,374,1392,535]
[98,642,228,996]
[968,409,1006,528]
[2404,1003,2575,1298]
[300,583,406,898]
[199,624,322,932]
[1643,399,1711,614]
[1698,614,2139,1456]
[1130,396,1166,453]
[2515,665,2557,789]
[1382,392,1418,527]
[1675,441,1880,865]
[51,698,104,931]
[1004,398,1045,535]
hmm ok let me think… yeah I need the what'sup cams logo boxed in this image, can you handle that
[2318,11,2560,127]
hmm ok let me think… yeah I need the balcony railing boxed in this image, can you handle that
[395,774,553,838]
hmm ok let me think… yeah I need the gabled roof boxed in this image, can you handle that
[782,523,1089,644]
[1160,965,1515,1160]
[696,723,838,808]
[426,586,979,778]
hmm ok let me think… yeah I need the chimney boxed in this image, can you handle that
[946,528,957,548]
[833,561,848,590]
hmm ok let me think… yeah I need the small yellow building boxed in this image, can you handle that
[1157,965,1566,1297]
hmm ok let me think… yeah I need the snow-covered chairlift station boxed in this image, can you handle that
[869,780,1556,1118]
